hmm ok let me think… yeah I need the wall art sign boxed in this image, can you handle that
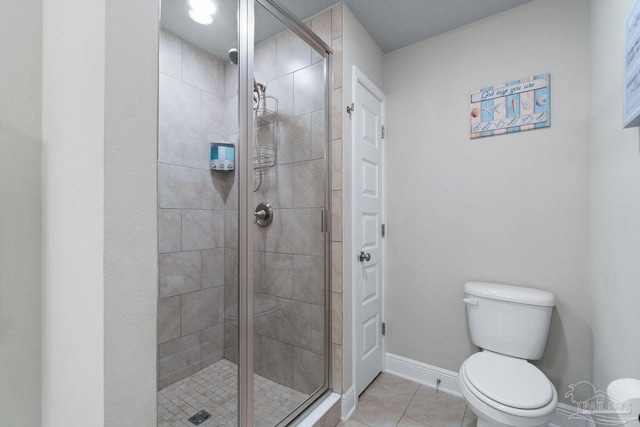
[470,73,550,139]
[624,0,640,128]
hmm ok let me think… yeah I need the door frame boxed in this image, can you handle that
[350,65,387,397]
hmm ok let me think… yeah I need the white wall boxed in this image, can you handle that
[42,0,106,421]
[0,1,42,425]
[588,0,640,390]
[384,0,592,403]
[342,4,385,396]
[104,0,158,424]
[42,0,158,424]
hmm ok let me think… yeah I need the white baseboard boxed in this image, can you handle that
[385,353,462,398]
[341,385,356,421]
[384,352,590,427]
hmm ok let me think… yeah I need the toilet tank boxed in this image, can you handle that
[464,282,556,360]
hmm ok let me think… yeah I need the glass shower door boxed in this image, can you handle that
[249,2,332,425]
[157,0,330,425]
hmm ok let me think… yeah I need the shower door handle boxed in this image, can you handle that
[358,251,371,262]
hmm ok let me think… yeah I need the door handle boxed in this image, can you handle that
[358,251,371,262]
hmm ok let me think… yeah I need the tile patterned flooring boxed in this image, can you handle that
[339,373,477,427]
[157,359,309,427]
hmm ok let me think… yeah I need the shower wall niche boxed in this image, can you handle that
[157,15,330,398]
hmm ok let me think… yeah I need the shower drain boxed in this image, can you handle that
[188,410,212,425]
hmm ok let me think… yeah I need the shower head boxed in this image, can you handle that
[228,48,238,65]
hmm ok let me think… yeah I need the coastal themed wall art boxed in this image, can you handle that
[470,73,550,139]
[624,0,640,128]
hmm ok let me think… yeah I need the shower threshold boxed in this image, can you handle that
[158,359,309,427]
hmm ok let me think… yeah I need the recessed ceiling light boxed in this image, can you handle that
[188,8,214,25]
[189,0,216,16]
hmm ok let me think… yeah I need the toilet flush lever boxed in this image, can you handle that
[463,298,478,306]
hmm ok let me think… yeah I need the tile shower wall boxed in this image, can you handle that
[157,3,344,401]
[157,30,233,390]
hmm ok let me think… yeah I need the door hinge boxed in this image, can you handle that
[381,125,385,139]
[346,103,355,118]
[382,224,386,238]
[382,322,386,336]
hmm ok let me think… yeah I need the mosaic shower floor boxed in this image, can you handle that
[158,359,309,427]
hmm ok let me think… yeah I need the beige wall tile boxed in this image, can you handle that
[254,293,277,339]
[293,347,324,394]
[331,191,342,242]
[258,335,294,388]
[311,304,325,355]
[331,87,342,140]
[158,333,202,389]
[159,251,202,298]
[312,9,332,47]
[331,292,342,344]
[293,255,325,305]
[158,163,201,209]
[182,41,221,95]
[181,209,222,251]
[311,110,327,160]
[267,73,294,120]
[201,323,224,366]
[255,38,277,84]
[159,73,201,128]
[332,138,342,191]
[294,159,325,208]
[159,209,181,253]
[278,113,312,164]
[331,4,343,40]
[332,37,343,90]
[332,343,343,393]
[294,62,325,116]
[202,248,225,288]
[158,295,181,344]
[160,30,182,80]
[200,171,227,210]
[276,298,313,351]
[201,91,225,134]
[331,241,343,294]
[258,252,294,299]
[254,164,294,208]
[277,30,312,77]
[181,287,220,335]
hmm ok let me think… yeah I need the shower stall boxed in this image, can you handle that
[157,0,333,425]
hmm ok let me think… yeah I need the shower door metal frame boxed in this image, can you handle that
[237,0,334,425]
[237,0,255,425]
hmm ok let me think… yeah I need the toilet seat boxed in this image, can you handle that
[463,352,554,411]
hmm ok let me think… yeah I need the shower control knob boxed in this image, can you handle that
[358,251,371,262]
[254,202,273,227]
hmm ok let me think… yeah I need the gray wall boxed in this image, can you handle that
[0,1,42,425]
[588,0,640,390]
[42,0,159,424]
[384,0,592,404]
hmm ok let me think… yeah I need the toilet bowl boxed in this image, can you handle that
[459,351,557,427]
[460,282,558,427]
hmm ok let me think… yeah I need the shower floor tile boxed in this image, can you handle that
[157,359,309,427]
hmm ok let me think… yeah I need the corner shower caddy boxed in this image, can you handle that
[254,93,278,171]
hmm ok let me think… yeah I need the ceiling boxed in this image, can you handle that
[160,0,532,62]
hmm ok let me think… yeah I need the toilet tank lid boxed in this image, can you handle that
[464,282,556,307]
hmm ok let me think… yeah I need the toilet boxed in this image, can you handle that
[459,282,558,427]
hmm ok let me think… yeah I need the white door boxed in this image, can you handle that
[354,70,385,396]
